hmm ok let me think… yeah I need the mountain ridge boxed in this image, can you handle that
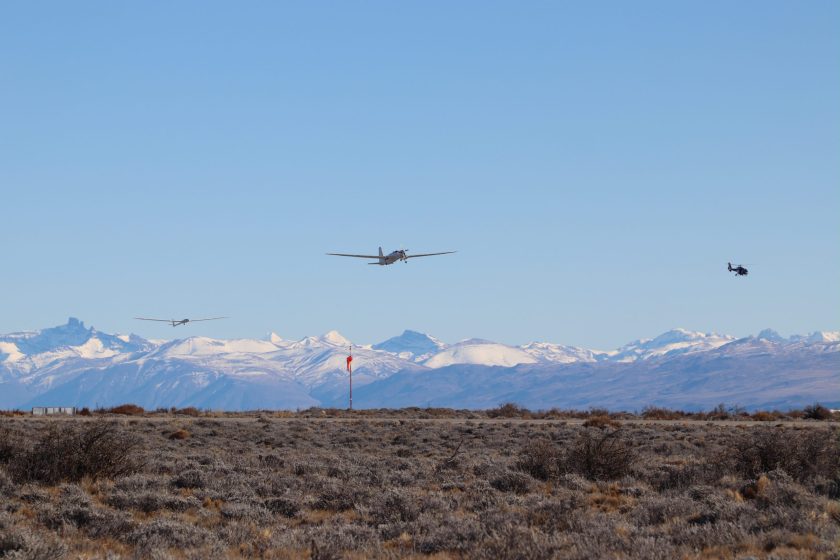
[1,319,837,411]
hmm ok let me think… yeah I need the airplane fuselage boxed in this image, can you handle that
[375,250,409,265]
[328,247,454,265]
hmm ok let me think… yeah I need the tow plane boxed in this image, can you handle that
[134,317,228,327]
[328,247,455,265]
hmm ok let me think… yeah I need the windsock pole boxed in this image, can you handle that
[346,346,353,410]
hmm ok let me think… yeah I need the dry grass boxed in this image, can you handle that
[0,415,837,558]
[167,428,191,440]
[102,404,145,415]
[582,414,622,429]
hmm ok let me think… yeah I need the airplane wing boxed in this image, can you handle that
[134,317,174,322]
[189,317,228,322]
[405,251,456,259]
[327,253,382,259]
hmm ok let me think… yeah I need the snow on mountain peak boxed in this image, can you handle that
[756,329,787,343]
[424,342,537,369]
[0,317,151,357]
[154,336,280,357]
[320,330,351,346]
[806,331,840,343]
[372,330,447,362]
[610,328,735,362]
[0,341,24,363]
[521,341,604,364]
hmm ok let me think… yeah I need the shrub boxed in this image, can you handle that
[515,439,558,481]
[313,485,358,511]
[8,421,142,484]
[560,429,636,481]
[707,403,730,420]
[126,517,215,551]
[583,415,621,429]
[264,497,299,518]
[0,426,23,463]
[490,470,532,494]
[171,469,206,489]
[0,468,12,498]
[106,491,200,513]
[642,406,683,420]
[728,428,840,481]
[486,403,530,418]
[0,516,67,560]
[175,407,202,417]
[168,429,190,440]
[106,404,145,415]
[371,490,420,523]
[803,404,832,421]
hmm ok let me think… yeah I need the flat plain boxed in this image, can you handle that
[1,412,838,559]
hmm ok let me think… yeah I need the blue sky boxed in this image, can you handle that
[1,1,838,349]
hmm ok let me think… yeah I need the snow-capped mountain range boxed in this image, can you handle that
[1,318,837,411]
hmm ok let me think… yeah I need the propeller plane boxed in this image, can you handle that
[328,247,455,266]
[134,317,228,327]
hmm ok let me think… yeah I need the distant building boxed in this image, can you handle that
[32,406,76,416]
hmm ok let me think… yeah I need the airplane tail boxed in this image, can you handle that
[378,247,384,258]
[727,262,732,271]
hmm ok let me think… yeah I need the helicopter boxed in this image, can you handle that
[727,262,748,276]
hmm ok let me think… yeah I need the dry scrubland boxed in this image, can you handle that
[0,412,839,559]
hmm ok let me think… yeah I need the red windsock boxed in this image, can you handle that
[346,355,353,373]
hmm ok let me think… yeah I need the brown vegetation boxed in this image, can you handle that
[102,404,145,415]
[167,428,191,440]
[3,421,142,484]
[0,414,837,558]
[804,403,833,421]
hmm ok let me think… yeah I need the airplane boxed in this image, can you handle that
[134,317,228,327]
[727,262,748,276]
[327,247,456,265]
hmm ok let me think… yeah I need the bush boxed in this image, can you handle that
[642,406,683,420]
[126,518,215,551]
[560,429,636,481]
[728,428,840,481]
[0,426,23,463]
[313,485,359,511]
[490,471,532,494]
[171,469,206,489]
[8,421,142,484]
[486,403,530,418]
[175,407,202,417]
[0,513,67,560]
[371,490,419,523]
[583,415,621,429]
[264,497,299,518]
[515,439,559,481]
[105,404,145,415]
[803,404,832,421]
[707,403,730,420]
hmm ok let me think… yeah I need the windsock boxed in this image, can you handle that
[346,354,353,373]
